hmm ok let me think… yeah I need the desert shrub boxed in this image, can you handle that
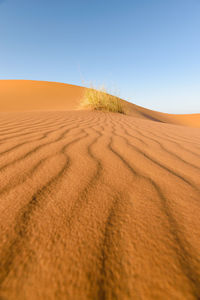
[81,86,124,114]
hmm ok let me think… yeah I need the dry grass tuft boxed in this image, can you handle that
[81,86,125,114]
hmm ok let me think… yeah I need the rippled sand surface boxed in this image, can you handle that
[0,80,200,300]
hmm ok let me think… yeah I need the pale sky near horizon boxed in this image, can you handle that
[0,0,200,113]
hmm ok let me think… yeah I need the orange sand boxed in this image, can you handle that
[0,80,200,300]
[0,80,200,128]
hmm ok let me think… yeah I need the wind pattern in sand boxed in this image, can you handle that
[0,110,200,300]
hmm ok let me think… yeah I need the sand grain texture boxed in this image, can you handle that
[0,81,200,300]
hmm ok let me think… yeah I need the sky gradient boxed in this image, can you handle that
[0,0,200,113]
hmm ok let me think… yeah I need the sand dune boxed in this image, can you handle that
[0,80,200,300]
[0,80,200,128]
[0,80,85,111]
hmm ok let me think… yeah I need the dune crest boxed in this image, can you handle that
[0,80,200,127]
[0,80,84,112]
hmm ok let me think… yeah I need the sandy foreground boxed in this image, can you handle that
[0,81,200,300]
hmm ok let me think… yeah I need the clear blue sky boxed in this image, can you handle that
[0,0,200,113]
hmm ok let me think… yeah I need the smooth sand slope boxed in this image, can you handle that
[0,80,200,128]
[0,80,200,300]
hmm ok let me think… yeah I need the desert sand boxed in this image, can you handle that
[0,80,200,300]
